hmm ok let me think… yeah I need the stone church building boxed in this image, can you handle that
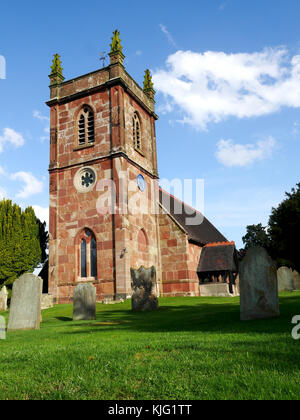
[47,31,238,304]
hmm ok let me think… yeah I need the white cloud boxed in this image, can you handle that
[32,205,49,227]
[33,110,50,123]
[216,136,276,167]
[0,128,25,153]
[33,110,50,142]
[159,24,177,48]
[11,171,43,199]
[153,47,300,129]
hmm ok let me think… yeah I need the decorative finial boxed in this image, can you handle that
[110,30,124,55]
[49,54,64,86]
[143,69,156,97]
[109,30,125,65]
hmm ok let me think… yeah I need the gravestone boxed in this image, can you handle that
[240,247,279,321]
[7,274,43,331]
[41,294,54,310]
[277,267,294,291]
[73,283,96,321]
[0,316,6,340]
[131,266,159,312]
[293,271,300,290]
[0,286,8,312]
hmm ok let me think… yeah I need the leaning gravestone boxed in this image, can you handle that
[0,286,8,312]
[7,274,43,331]
[240,247,279,321]
[131,266,159,312]
[293,271,300,290]
[73,283,96,321]
[277,267,294,291]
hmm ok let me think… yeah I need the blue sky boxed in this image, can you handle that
[0,0,300,248]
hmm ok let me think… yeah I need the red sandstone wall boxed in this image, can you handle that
[159,212,200,297]
[49,159,115,304]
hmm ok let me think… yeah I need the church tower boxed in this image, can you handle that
[47,31,161,303]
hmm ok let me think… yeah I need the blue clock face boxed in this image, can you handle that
[137,174,146,192]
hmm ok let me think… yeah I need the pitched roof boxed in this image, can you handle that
[197,242,238,273]
[159,188,227,245]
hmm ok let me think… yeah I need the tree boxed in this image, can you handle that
[268,183,300,271]
[242,223,270,251]
[0,199,47,288]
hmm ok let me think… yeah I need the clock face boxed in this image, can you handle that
[137,174,146,192]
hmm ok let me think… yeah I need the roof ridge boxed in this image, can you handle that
[204,241,235,248]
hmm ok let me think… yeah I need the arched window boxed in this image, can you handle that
[78,229,97,279]
[77,106,95,146]
[133,112,142,151]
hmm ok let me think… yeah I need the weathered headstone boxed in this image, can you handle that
[73,283,96,321]
[277,267,294,291]
[293,270,300,290]
[0,286,8,312]
[0,316,6,340]
[240,247,279,321]
[131,266,159,312]
[41,294,54,310]
[7,274,43,331]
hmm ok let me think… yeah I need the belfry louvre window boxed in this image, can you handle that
[133,112,142,151]
[78,106,95,145]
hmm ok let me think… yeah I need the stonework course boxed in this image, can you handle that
[240,247,279,321]
[7,274,43,331]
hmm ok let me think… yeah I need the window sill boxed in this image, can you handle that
[134,147,145,157]
[74,143,95,152]
[76,277,96,284]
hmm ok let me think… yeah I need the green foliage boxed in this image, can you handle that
[242,223,270,250]
[0,199,46,288]
[268,183,300,271]
[243,183,300,270]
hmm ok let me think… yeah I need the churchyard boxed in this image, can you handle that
[0,293,299,400]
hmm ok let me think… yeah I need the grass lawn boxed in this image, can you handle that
[0,293,299,400]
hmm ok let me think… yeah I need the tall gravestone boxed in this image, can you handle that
[131,266,159,312]
[277,267,294,291]
[7,274,43,331]
[73,283,96,321]
[0,316,6,340]
[240,247,279,321]
[293,271,300,291]
[0,286,8,312]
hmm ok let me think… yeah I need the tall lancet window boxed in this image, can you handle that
[77,106,95,146]
[133,112,142,152]
[79,229,97,279]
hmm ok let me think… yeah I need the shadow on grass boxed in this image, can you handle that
[55,317,73,322]
[60,294,300,337]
